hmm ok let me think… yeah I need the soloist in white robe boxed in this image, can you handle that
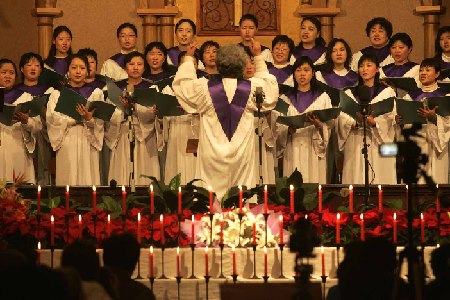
[277,92,332,183]
[337,87,397,184]
[172,55,278,199]
[0,92,42,183]
[46,88,105,185]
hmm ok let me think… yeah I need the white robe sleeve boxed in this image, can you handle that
[84,89,105,151]
[371,88,396,145]
[46,90,73,151]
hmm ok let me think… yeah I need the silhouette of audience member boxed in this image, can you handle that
[102,234,156,300]
[61,240,119,299]
[426,243,450,300]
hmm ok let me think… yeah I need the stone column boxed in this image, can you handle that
[415,4,444,58]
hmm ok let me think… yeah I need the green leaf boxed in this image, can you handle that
[303,192,318,211]
[287,168,303,188]
[386,198,403,211]
[48,196,61,208]
[275,176,288,202]
[97,196,122,218]
[169,173,181,191]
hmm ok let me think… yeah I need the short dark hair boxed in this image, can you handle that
[124,51,145,66]
[0,58,18,80]
[323,38,352,73]
[239,13,258,28]
[47,26,73,59]
[144,42,169,71]
[388,32,413,49]
[434,26,450,58]
[430,243,450,278]
[420,58,441,73]
[292,56,321,93]
[19,52,44,81]
[365,17,393,39]
[67,53,90,75]
[103,234,140,273]
[299,16,326,47]
[77,48,98,63]
[116,22,137,37]
[357,54,381,85]
[271,35,295,59]
[175,19,197,35]
[199,40,220,62]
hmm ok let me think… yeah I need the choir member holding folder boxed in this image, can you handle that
[46,54,105,185]
[338,54,396,184]
[277,56,333,183]
[44,26,73,76]
[0,59,42,184]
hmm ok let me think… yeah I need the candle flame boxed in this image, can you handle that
[318,184,322,191]
[208,186,212,191]
[264,185,267,191]
[337,213,340,220]
[205,246,208,253]
[160,214,163,222]
[263,246,267,254]
[394,212,397,220]
[122,185,125,192]
[108,214,110,222]
[437,243,440,248]
[378,184,381,190]
[219,213,223,221]
[289,184,294,191]
[305,214,308,220]
[349,185,353,190]
[406,185,408,190]
[138,212,141,222]
[436,184,439,189]
[279,215,283,222]
[360,213,364,220]
[38,185,41,192]
[150,246,153,254]
[177,246,180,254]
[320,245,324,253]
[92,185,96,192]
[38,241,41,250]
[150,184,153,192]
[66,185,69,192]
[78,214,82,222]
[179,187,181,192]
[232,245,235,252]
[238,185,242,190]
[421,213,424,220]
[192,215,194,222]
[51,215,54,222]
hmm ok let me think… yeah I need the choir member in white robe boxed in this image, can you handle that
[277,57,332,183]
[172,42,278,199]
[100,23,138,81]
[0,59,42,183]
[167,19,204,69]
[16,53,54,185]
[266,35,295,89]
[237,14,272,62]
[144,42,175,83]
[338,54,397,184]
[44,26,73,76]
[46,55,104,186]
[105,52,161,186]
[351,18,394,71]
[292,17,326,66]
[399,59,450,184]
[434,26,450,73]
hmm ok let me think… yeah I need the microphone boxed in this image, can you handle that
[255,86,264,107]
[356,85,371,106]
[125,84,135,142]
[126,84,135,100]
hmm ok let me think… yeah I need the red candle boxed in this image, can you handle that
[289,185,294,214]
[252,220,257,245]
[121,186,126,215]
[264,185,268,214]
[393,213,397,244]
[360,213,365,241]
[378,185,383,213]
[238,185,243,214]
[176,246,181,277]
[349,185,354,213]
[436,184,441,213]
[208,186,213,215]
[264,246,268,277]
[160,214,165,245]
[92,185,97,210]
[336,213,341,245]
[78,214,82,239]
[150,184,155,215]
[405,185,409,211]
[137,212,141,245]
[232,245,237,275]
[37,241,41,264]
[321,246,325,277]
[205,246,209,276]
[318,184,323,212]
[178,187,182,214]
[279,215,284,244]
[149,246,154,277]
[50,215,55,247]
[65,185,70,213]
[219,213,224,244]
[107,214,111,237]
[191,215,195,244]
[37,185,41,215]
[421,213,425,244]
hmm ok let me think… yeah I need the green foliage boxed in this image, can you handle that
[97,196,122,218]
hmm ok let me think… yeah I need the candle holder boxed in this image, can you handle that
[158,246,168,279]
[204,275,211,300]
[237,212,245,248]
[65,214,70,245]
[50,246,55,269]
[321,275,328,300]
[231,273,238,284]
[135,254,143,279]
[149,276,155,291]
[121,214,126,232]
[218,243,226,278]
[92,214,98,244]
[251,244,260,279]
[263,275,269,283]
[348,212,354,223]
[175,276,182,300]
[278,243,286,279]
[178,213,183,246]
[263,213,269,246]
[188,243,197,279]
[209,213,214,246]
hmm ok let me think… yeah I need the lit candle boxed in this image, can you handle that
[405,185,409,211]
[137,212,141,245]
[65,185,70,213]
[150,184,155,215]
[360,213,365,241]
[149,246,154,278]
[421,213,425,244]
[279,215,284,244]
[264,246,268,277]
[176,246,181,277]
[78,214,82,239]
[378,185,383,213]
[37,241,41,264]
[205,246,209,276]
[289,185,294,214]
[264,185,268,214]
[252,220,257,245]
[349,185,354,213]
[238,185,243,214]
[393,213,397,245]
[92,185,97,210]
[436,184,440,213]
[321,246,325,277]
[208,186,213,215]
[121,186,126,215]
[107,214,111,237]
[160,214,165,245]
[50,215,55,247]
[191,215,195,244]
[232,245,237,275]
[178,187,182,214]
[219,213,224,244]
[318,184,323,213]
[336,213,341,245]
[37,185,41,215]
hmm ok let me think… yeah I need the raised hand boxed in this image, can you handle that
[249,38,261,56]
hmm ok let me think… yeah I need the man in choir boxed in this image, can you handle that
[44,26,73,76]
[238,14,272,62]
[292,16,327,65]
[100,23,138,81]
[173,41,278,199]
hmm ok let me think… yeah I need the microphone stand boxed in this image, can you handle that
[255,89,265,185]
[126,91,137,194]
[360,100,371,210]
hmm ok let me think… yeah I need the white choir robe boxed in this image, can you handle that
[46,89,105,186]
[379,64,421,90]
[0,93,42,183]
[100,59,128,82]
[172,55,279,199]
[277,92,332,183]
[337,87,397,184]
[105,104,161,186]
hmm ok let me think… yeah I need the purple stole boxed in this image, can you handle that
[285,89,319,113]
[350,85,388,104]
[110,53,126,69]
[86,79,106,90]
[360,45,391,64]
[440,59,450,71]
[408,88,445,102]
[4,88,25,104]
[45,57,69,75]
[16,83,50,96]
[267,62,292,84]
[145,71,173,83]
[207,79,251,141]
[238,43,270,57]
[321,70,358,90]
[116,79,152,91]
[167,47,201,66]
[382,61,418,77]
[66,84,97,99]
[292,45,326,63]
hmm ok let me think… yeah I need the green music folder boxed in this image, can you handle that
[274,98,289,115]
[106,81,125,111]
[339,91,359,120]
[54,88,87,121]
[89,101,116,121]
[437,81,450,94]
[370,97,395,117]
[382,77,418,92]
[0,104,16,126]
[38,68,65,88]
[95,74,113,83]
[16,94,50,117]
[395,99,426,124]
[134,88,185,117]
[276,107,340,129]
[425,96,450,116]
